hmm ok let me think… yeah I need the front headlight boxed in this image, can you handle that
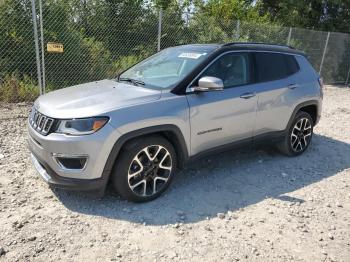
[56,117,109,135]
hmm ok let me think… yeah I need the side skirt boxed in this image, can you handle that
[187,131,286,163]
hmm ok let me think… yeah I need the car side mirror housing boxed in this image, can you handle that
[193,76,224,92]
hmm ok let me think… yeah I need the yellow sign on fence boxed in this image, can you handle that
[47,42,64,53]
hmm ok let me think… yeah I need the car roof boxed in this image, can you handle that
[175,42,305,56]
[222,42,305,56]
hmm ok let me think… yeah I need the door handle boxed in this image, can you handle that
[288,83,299,89]
[240,92,256,99]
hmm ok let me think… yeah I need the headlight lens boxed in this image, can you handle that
[56,117,109,135]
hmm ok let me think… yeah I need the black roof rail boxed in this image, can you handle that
[222,42,295,49]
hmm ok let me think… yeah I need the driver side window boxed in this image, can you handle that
[200,53,251,88]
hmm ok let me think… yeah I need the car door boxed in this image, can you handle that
[186,52,258,155]
[252,52,301,136]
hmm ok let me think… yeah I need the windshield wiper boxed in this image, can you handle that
[119,77,145,86]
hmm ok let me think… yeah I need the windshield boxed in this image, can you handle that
[119,47,212,89]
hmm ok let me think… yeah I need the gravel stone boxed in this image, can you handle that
[27,236,36,241]
[217,213,226,219]
[0,86,349,261]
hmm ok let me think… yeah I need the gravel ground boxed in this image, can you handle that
[0,85,349,262]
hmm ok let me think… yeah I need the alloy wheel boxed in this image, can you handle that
[127,145,172,197]
[290,118,312,152]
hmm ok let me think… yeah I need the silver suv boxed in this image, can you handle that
[28,43,323,202]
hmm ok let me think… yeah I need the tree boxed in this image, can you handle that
[41,0,114,87]
[183,0,273,44]
[0,0,36,79]
[257,0,350,33]
[199,0,270,23]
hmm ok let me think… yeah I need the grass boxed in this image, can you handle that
[0,74,40,102]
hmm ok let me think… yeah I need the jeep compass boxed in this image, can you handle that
[28,43,323,202]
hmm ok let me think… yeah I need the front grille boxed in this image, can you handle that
[29,108,55,135]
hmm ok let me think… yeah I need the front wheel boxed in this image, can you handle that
[277,111,314,156]
[111,136,176,202]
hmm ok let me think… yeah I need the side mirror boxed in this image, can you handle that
[194,76,224,92]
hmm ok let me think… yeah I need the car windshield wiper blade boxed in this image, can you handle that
[119,77,145,86]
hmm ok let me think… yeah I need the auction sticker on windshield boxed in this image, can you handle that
[178,52,207,59]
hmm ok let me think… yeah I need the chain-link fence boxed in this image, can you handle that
[0,0,41,102]
[1,0,350,102]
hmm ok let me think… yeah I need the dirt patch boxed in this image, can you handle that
[0,86,349,261]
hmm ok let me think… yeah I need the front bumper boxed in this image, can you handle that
[30,152,106,191]
[28,119,121,191]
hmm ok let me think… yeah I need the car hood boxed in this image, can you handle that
[34,79,162,118]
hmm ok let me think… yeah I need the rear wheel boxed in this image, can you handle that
[277,111,314,156]
[111,136,176,202]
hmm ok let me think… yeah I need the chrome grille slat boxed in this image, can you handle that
[36,114,41,126]
[33,112,40,127]
[41,118,49,131]
[39,116,46,130]
[38,115,44,130]
[44,119,53,132]
[29,108,54,135]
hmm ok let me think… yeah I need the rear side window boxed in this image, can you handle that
[255,52,299,82]
[285,55,300,75]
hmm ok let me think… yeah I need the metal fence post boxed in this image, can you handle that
[287,27,292,45]
[157,9,163,52]
[236,20,240,40]
[319,32,330,75]
[31,0,43,95]
[39,0,46,93]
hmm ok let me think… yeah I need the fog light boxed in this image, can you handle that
[53,154,88,170]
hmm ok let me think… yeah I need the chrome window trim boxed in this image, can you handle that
[186,49,303,93]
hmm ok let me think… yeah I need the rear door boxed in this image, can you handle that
[186,52,258,155]
[253,52,301,136]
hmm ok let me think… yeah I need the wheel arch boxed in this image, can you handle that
[287,100,319,131]
[101,125,189,186]
[298,104,318,125]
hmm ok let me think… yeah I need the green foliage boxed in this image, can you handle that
[184,0,274,44]
[154,0,175,9]
[82,37,114,79]
[153,0,196,10]
[189,15,237,43]
[0,0,349,102]
[42,1,113,88]
[256,0,350,33]
[239,20,290,43]
[0,74,40,102]
[113,55,145,76]
[0,0,36,79]
[203,0,271,23]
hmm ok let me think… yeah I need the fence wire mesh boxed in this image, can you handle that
[0,0,40,102]
[0,1,350,102]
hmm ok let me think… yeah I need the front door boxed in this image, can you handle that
[186,52,257,155]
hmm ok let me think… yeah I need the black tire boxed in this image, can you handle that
[277,111,314,156]
[111,135,177,202]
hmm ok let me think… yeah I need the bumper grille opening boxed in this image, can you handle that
[55,156,87,170]
[29,108,55,135]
